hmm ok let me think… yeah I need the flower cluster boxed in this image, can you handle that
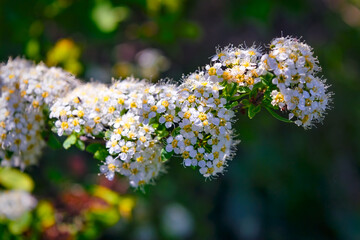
[208,45,266,89]
[163,72,236,177]
[50,79,174,187]
[261,37,331,128]
[0,58,79,168]
[0,190,37,220]
[0,36,332,189]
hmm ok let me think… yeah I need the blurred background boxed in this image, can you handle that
[1,0,360,239]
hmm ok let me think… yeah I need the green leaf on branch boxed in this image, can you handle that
[75,139,86,151]
[250,88,258,99]
[230,95,243,101]
[226,101,239,109]
[241,99,250,107]
[63,134,77,149]
[171,127,181,137]
[227,82,237,97]
[86,143,106,154]
[105,130,112,139]
[94,149,109,161]
[8,212,32,234]
[47,132,62,149]
[0,168,34,192]
[248,104,261,119]
[158,129,169,139]
[161,148,173,162]
[260,72,275,85]
[264,106,293,123]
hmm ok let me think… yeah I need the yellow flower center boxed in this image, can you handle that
[165,115,174,122]
[77,110,84,118]
[208,67,216,76]
[108,163,116,172]
[121,145,129,153]
[198,113,207,121]
[118,98,125,104]
[188,95,196,103]
[94,116,101,124]
[108,106,115,113]
[61,122,69,129]
[162,100,169,107]
[183,111,191,119]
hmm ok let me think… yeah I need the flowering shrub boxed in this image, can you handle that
[0,37,332,189]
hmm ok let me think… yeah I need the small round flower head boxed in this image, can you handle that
[50,83,112,137]
[262,36,320,74]
[207,45,266,89]
[0,58,80,168]
[0,190,37,220]
[165,72,237,178]
[262,37,332,129]
[22,64,80,107]
[102,112,165,188]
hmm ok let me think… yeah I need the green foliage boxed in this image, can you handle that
[264,106,293,123]
[161,148,173,162]
[86,143,108,161]
[248,104,261,119]
[0,168,34,192]
[8,212,32,235]
[63,134,77,149]
[47,133,62,150]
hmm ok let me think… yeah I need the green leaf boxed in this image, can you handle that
[227,82,237,97]
[241,99,250,107]
[161,148,173,162]
[261,72,275,84]
[250,88,258,99]
[171,127,181,137]
[248,104,261,119]
[264,106,293,123]
[94,149,109,161]
[230,95,243,101]
[75,139,85,151]
[151,123,159,129]
[63,134,77,149]
[105,130,112,139]
[0,168,34,192]
[86,143,106,154]
[47,133,62,149]
[8,212,32,234]
[157,129,169,139]
[226,101,238,109]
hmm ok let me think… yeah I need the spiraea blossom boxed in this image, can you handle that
[0,58,79,168]
[1,36,332,189]
[261,37,331,128]
[50,78,170,187]
[163,72,237,177]
[0,190,37,220]
[208,45,267,89]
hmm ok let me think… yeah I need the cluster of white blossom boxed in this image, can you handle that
[163,72,237,177]
[0,190,37,220]
[208,45,266,89]
[261,37,331,128]
[50,79,174,187]
[0,58,79,169]
[0,36,331,188]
